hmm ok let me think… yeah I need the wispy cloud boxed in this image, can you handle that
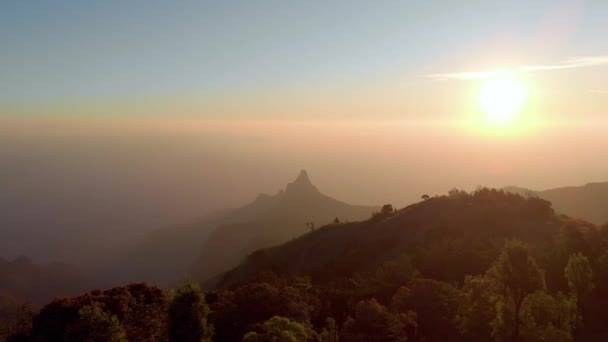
[429,56,608,81]
[588,89,608,95]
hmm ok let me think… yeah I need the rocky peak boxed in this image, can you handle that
[284,169,320,196]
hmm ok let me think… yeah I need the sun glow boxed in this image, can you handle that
[478,77,527,125]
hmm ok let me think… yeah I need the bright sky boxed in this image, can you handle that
[2,0,607,120]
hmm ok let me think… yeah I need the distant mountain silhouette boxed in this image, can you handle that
[192,170,378,286]
[504,182,608,225]
[0,256,92,305]
[105,170,377,287]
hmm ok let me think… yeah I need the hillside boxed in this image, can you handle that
[219,188,593,288]
[102,208,232,287]
[504,182,608,225]
[106,170,377,286]
[193,170,378,285]
[0,256,93,305]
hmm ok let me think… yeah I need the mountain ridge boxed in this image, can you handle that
[191,170,378,286]
[104,170,378,287]
[504,181,608,225]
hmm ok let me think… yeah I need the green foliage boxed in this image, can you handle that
[210,282,318,342]
[341,298,415,342]
[455,275,497,341]
[565,253,594,300]
[488,240,546,341]
[564,253,594,339]
[68,302,127,342]
[243,316,312,342]
[490,240,546,300]
[168,281,213,342]
[391,279,458,341]
[456,250,575,342]
[518,292,575,342]
[30,283,168,342]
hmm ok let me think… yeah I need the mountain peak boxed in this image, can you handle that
[284,169,319,196]
[295,169,310,183]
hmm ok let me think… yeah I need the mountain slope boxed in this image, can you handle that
[0,256,92,305]
[106,170,377,287]
[193,170,378,285]
[101,208,232,287]
[218,188,592,288]
[504,182,608,225]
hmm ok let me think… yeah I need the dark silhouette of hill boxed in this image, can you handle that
[106,170,377,287]
[0,256,93,305]
[218,189,585,288]
[504,182,608,225]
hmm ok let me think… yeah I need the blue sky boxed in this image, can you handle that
[1,0,607,118]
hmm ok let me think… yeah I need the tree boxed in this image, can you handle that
[168,281,213,342]
[421,194,430,201]
[565,253,594,301]
[242,316,312,342]
[391,279,458,341]
[380,204,394,216]
[210,282,317,341]
[342,298,414,342]
[488,240,545,341]
[319,317,339,342]
[28,283,167,342]
[455,275,497,341]
[68,302,127,342]
[518,291,575,342]
[565,253,594,337]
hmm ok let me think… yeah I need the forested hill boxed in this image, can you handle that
[219,188,592,288]
[504,182,608,225]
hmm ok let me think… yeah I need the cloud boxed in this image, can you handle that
[588,89,608,95]
[429,56,608,81]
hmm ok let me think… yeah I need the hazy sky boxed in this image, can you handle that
[2,1,608,262]
[2,0,607,119]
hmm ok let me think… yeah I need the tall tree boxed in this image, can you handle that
[168,281,213,342]
[455,275,497,341]
[565,253,594,301]
[489,240,545,341]
[565,253,594,338]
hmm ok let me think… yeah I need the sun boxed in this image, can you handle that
[478,77,527,125]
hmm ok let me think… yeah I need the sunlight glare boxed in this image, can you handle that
[478,77,527,125]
